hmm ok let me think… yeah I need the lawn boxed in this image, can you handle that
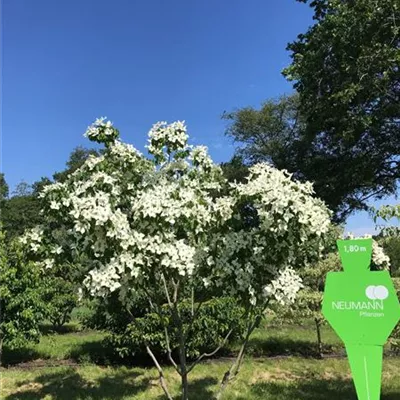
[1,318,344,367]
[1,319,399,399]
[2,357,400,399]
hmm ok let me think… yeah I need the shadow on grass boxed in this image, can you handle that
[186,377,218,400]
[154,377,217,400]
[241,379,399,400]
[69,340,117,365]
[1,346,42,367]
[245,337,340,358]
[4,367,152,400]
[68,340,158,367]
[40,322,81,335]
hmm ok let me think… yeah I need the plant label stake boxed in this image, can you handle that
[322,238,400,400]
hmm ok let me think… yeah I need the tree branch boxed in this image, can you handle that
[146,345,174,400]
[187,328,233,374]
[161,273,173,308]
[163,326,179,373]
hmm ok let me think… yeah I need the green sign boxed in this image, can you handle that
[322,239,400,400]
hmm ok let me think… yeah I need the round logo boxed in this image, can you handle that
[365,285,389,300]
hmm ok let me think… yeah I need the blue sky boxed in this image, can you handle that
[2,0,397,234]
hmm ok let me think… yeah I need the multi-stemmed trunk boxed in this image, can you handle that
[144,277,265,400]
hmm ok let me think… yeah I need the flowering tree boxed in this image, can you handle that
[26,117,331,399]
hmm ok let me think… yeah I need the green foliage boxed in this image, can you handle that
[0,173,9,201]
[223,94,302,171]
[282,0,400,220]
[389,278,400,353]
[78,290,150,333]
[43,276,78,328]
[53,146,100,183]
[107,297,246,361]
[0,230,46,352]
[1,147,98,241]
[379,236,400,277]
[225,1,400,222]
[220,155,249,185]
[1,195,43,240]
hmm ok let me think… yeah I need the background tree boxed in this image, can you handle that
[42,268,79,329]
[1,187,42,240]
[220,155,249,185]
[375,235,400,277]
[225,0,400,222]
[0,229,46,359]
[0,173,9,220]
[283,0,400,220]
[223,94,302,171]
[53,146,100,183]
[12,181,33,197]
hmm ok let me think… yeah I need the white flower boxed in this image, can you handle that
[263,267,303,305]
[50,201,61,210]
[43,258,54,269]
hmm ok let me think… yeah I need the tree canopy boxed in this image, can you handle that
[225,0,400,222]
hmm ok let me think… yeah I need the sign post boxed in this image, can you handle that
[322,238,400,400]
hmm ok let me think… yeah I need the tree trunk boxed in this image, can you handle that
[217,314,260,399]
[315,318,323,358]
[181,372,189,400]
[0,336,3,366]
[177,324,189,400]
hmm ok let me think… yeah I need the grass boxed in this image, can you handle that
[2,318,344,367]
[241,319,344,357]
[1,318,399,399]
[2,357,400,399]
[1,324,106,367]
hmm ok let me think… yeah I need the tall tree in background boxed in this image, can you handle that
[53,146,99,183]
[223,94,302,183]
[283,0,400,220]
[225,0,399,222]
[0,173,9,216]
[2,181,42,239]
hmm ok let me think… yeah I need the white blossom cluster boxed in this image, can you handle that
[190,146,213,170]
[263,267,304,305]
[20,226,44,252]
[33,118,331,307]
[372,241,390,268]
[147,121,189,163]
[203,163,331,305]
[84,117,119,144]
[235,164,331,238]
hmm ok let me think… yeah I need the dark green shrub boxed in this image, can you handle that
[43,276,78,329]
[107,297,246,361]
[78,290,150,332]
[0,231,46,355]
